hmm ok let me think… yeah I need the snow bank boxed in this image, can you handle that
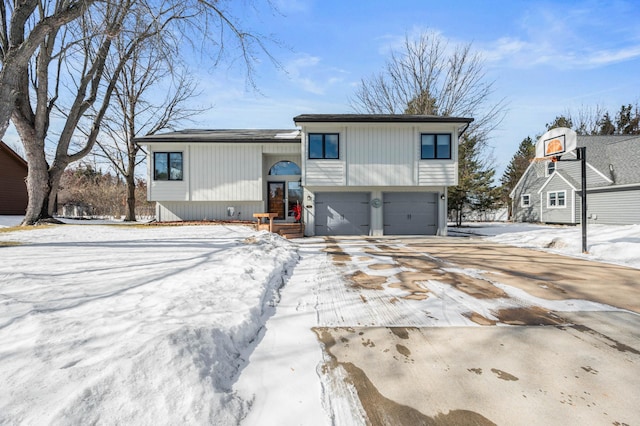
[484,223,640,269]
[0,224,298,424]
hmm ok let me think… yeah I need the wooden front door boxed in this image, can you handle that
[268,182,286,220]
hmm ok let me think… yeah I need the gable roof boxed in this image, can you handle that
[576,135,640,185]
[134,129,301,144]
[511,134,640,198]
[0,141,28,168]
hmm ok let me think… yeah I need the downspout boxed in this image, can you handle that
[458,121,471,138]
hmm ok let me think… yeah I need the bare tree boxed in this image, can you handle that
[351,31,505,221]
[0,0,98,142]
[350,31,505,143]
[92,25,205,221]
[12,0,277,225]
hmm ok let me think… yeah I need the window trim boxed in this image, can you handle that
[420,133,452,160]
[153,151,183,181]
[308,133,339,160]
[521,194,531,207]
[547,190,566,209]
[546,161,556,176]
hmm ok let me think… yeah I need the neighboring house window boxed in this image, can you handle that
[547,191,566,208]
[308,133,339,159]
[521,194,530,207]
[154,152,183,181]
[546,161,556,176]
[421,134,451,159]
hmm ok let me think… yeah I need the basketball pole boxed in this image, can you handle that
[577,147,588,254]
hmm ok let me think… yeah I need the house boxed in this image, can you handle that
[510,135,640,225]
[135,114,473,236]
[0,141,28,215]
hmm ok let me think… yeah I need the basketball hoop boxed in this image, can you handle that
[551,156,559,163]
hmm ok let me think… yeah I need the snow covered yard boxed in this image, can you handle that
[1,218,639,425]
[0,223,298,424]
[449,222,640,269]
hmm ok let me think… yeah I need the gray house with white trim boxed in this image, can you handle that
[511,135,640,225]
[135,114,473,236]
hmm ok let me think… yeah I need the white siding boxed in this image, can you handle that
[304,161,347,186]
[418,161,458,186]
[262,143,300,154]
[190,144,262,201]
[299,122,460,188]
[157,201,263,222]
[148,144,189,201]
[347,127,415,186]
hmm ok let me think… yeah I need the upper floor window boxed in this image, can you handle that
[309,133,339,159]
[154,152,183,181]
[547,190,566,208]
[421,134,451,159]
[546,161,556,176]
[521,194,530,207]
[268,161,301,175]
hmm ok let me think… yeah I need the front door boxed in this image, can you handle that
[268,182,286,220]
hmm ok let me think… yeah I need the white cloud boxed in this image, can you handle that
[283,53,347,95]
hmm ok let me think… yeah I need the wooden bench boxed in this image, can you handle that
[253,212,278,233]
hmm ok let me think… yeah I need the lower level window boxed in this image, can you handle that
[154,152,183,181]
[547,191,566,208]
[521,194,530,207]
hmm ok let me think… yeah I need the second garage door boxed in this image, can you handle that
[315,192,370,236]
[383,192,438,235]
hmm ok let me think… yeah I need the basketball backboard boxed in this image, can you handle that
[535,127,577,159]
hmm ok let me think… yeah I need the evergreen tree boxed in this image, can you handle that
[500,136,535,219]
[597,112,616,135]
[448,135,499,226]
[615,104,640,135]
[546,115,573,131]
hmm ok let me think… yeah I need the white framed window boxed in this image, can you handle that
[153,152,183,181]
[547,191,566,208]
[546,161,556,176]
[521,194,531,207]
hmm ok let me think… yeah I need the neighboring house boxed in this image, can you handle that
[0,141,28,215]
[511,135,640,225]
[135,114,473,236]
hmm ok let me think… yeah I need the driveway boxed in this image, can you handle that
[312,236,640,425]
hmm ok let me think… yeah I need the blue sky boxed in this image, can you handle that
[188,0,640,177]
[4,0,638,179]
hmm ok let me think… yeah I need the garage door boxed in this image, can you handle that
[383,192,438,235]
[315,192,370,236]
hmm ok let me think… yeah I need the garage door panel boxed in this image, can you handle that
[315,192,370,236]
[383,192,438,235]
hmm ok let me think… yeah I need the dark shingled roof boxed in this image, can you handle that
[293,114,474,124]
[134,129,301,144]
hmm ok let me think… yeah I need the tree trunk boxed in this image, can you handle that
[124,173,137,221]
[0,68,20,143]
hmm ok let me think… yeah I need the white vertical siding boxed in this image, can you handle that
[300,122,460,188]
[190,144,262,201]
[148,144,189,201]
[157,201,263,222]
[347,127,415,186]
[262,143,301,154]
